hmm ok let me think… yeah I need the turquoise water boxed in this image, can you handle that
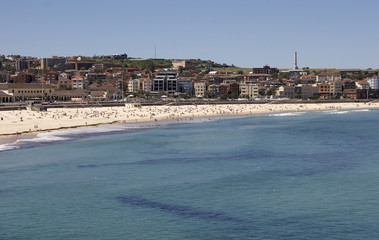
[1,109,379,239]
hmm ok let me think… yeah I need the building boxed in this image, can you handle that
[0,72,10,83]
[251,65,278,75]
[343,80,356,90]
[152,72,178,95]
[0,91,12,102]
[218,84,229,95]
[86,73,107,83]
[128,79,139,93]
[71,75,86,89]
[194,82,206,97]
[316,73,342,83]
[14,72,35,83]
[356,80,370,90]
[178,80,193,95]
[7,83,55,101]
[214,74,243,84]
[244,73,271,82]
[57,78,72,89]
[368,77,379,89]
[45,71,59,84]
[141,79,152,92]
[318,83,331,98]
[276,86,295,99]
[172,60,195,69]
[59,72,71,80]
[343,89,367,99]
[90,91,107,100]
[51,89,90,102]
[340,69,377,78]
[15,59,32,71]
[92,86,119,99]
[239,84,259,99]
[299,74,317,83]
[299,84,319,99]
[330,80,343,97]
[208,84,219,96]
[339,69,361,77]
[41,57,66,69]
[0,84,13,102]
[229,82,240,96]
[75,62,93,71]
[112,53,128,60]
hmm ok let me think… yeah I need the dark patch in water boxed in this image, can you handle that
[117,196,246,224]
[77,152,278,168]
[77,156,215,168]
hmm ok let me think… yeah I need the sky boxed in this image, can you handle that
[1,0,379,69]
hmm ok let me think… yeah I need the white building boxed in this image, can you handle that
[330,80,343,97]
[194,82,206,97]
[71,75,86,89]
[172,60,195,69]
[59,72,71,80]
[316,74,342,83]
[142,79,152,92]
[239,84,259,99]
[128,79,139,93]
[355,80,370,90]
[276,86,295,98]
[368,77,379,89]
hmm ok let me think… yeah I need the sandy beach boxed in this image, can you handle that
[1,102,379,137]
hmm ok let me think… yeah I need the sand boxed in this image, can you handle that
[1,102,379,137]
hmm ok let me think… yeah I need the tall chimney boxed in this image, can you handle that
[293,51,298,69]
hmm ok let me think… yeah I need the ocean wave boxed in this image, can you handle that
[0,144,19,152]
[352,109,370,112]
[269,112,305,117]
[1,123,156,152]
[16,132,70,143]
[329,111,349,114]
[320,110,338,113]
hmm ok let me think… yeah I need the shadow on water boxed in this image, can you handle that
[77,151,279,168]
[116,195,248,225]
[77,157,213,168]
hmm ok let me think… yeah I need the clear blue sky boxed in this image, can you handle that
[2,0,379,69]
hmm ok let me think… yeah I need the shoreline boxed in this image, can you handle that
[1,102,379,146]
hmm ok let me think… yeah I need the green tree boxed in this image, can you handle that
[309,95,320,100]
[258,88,266,96]
[220,94,229,101]
[94,68,105,73]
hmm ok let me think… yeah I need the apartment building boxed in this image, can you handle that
[71,75,86,89]
[239,84,259,99]
[153,72,178,95]
[194,82,206,97]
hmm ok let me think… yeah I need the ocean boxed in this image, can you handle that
[1,109,379,239]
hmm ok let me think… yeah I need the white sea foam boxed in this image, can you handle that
[0,124,152,152]
[330,111,349,114]
[17,132,70,143]
[321,110,338,113]
[269,112,305,117]
[352,109,370,112]
[15,124,152,145]
[0,144,19,152]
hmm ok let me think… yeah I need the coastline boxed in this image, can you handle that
[1,101,379,146]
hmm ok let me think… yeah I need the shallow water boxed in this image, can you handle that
[1,109,379,239]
